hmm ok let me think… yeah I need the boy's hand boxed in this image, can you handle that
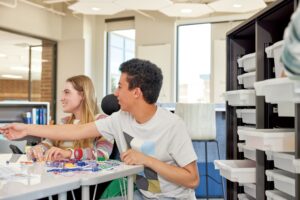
[121,149,148,165]
[0,123,28,140]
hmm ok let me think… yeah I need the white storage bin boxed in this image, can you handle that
[238,193,256,200]
[244,183,256,199]
[273,152,300,174]
[293,159,300,174]
[254,78,300,104]
[266,170,295,197]
[225,90,256,106]
[266,190,294,200]
[214,160,256,183]
[238,143,245,153]
[238,72,256,89]
[277,102,294,117]
[236,109,256,124]
[237,143,256,161]
[237,128,295,152]
[243,145,256,161]
[237,53,256,72]
[265,41,284,78]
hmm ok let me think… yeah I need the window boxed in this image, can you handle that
[106,29,135,94]
[177,24,211,103]
[0,29,57,121]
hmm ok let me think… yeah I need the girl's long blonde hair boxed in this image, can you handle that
[55,75,99,148]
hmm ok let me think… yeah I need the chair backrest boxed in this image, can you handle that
[101,94,120,116]
[175,103,216,141]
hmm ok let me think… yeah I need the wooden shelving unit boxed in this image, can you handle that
[226,0,299,199]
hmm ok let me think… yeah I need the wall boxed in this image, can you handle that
[0,1,61,40]
[211,21,241,103]
[135,12,175,102]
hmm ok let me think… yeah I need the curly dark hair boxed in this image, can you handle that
[119,58,163,104]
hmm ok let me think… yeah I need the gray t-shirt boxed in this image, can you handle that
[95,107,197,199]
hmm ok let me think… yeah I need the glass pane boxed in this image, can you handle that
[125,39,135,51]
[177,24,211,103]
[0,30,56,122]
[107,29,135,94]
[110,34,123,48]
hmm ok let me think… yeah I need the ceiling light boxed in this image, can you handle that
[31,58,49,63]
[233,4,242,8]
[160,3,213,18]
[114,0,172,11]
[1,74,23,79]
[92,7,100,11]
[209,0,266,13]
[181,8,193,13]
[0,53,7,58]
[68,0,124,15]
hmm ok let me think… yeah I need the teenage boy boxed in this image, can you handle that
[1,58,199,199]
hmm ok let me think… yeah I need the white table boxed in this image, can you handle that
[0,154,81,200]
[0,154,144,200]
[79,164,144,200]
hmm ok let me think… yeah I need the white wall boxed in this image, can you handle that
[211,21,241,103]
[0,1,61,40]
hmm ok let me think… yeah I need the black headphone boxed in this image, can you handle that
[101,94,120,115]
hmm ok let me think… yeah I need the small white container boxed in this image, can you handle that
[237,142,256,161]
[266,170,295,197]
[225,90,256,106]
[266,190,294,200]
[237,53,256,72]
[265,41,284,78]
[273,152,300,174]
[214,160,256,183]
[238,72,256,89]
[236,109,256,124]
[254,78,300,104]
[237,128,295,152]
[243,145,256,161]
[277,102,294,117]
[238,143,245,153]
[238,193,256,200]
[244,183,256,199]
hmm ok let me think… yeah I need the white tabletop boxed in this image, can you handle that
[79,163,143,186]
[0,154,144,200]
[0,154,81,200]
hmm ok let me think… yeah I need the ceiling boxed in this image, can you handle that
[1,0,276,18]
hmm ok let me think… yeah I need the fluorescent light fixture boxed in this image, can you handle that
[10,66,28,71]
[233,4,242,8]
[10,66,42,73]
[208,0,266,13]
[181,8,193,13]
[31,58,49,63]
[92,7,100,11]
[0,53,7,58]
[1,74,23,79]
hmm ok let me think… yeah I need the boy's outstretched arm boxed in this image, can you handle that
[0,122,100,141]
